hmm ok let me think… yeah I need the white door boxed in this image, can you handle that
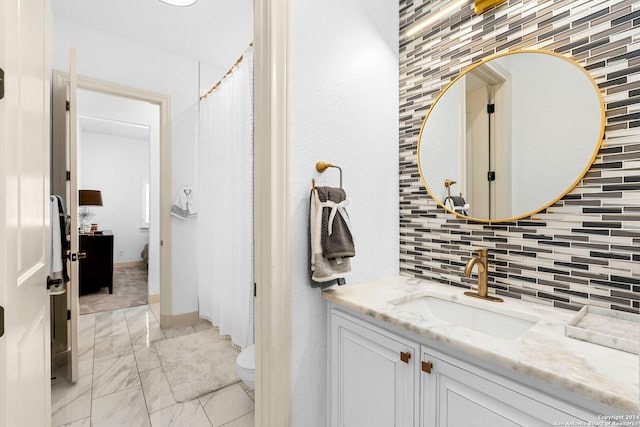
[465,69,510,220]
[50,52,82,383]
[0,0,52,426]
[465,84,490,219]
[67,48,80,383]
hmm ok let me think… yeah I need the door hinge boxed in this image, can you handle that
[65,100,70,111]
[487,103,495,114]
[0,306,4,338]
[0,68,4,100]
[422,360,433,374]
[254,283,257,297]
[66,171,71,181]
[487,171,496,182]
[67,310,71,320]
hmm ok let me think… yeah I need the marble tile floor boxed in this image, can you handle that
[51,303,255,427]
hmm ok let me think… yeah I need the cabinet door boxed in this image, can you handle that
[420,347,593,427]
[330,310,419,427]
[79,234,114,295]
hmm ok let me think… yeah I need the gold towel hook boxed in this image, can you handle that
[444,179,456,200]
[316,162,333,173]
[316,161,343,188]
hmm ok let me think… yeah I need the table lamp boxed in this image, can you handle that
[79,190,103,233]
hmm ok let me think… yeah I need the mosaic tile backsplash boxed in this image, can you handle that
[399,0,640,313]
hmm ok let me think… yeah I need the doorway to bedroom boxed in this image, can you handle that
[76,88,161,316]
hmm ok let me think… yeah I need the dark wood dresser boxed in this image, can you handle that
[79,231,114,295]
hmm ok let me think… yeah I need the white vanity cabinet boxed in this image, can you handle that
[420,347,595,426]
[330,307,601,427]
[329,310,420,427]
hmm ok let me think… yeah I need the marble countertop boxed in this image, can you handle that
[322,276,640,414]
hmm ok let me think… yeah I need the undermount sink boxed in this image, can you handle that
[392,295,538,340]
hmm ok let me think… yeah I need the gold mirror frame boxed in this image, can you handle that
[416,49,606,223]
[475,0,507,14]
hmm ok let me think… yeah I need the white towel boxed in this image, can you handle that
[50,195,63,275]
[310,189,350,282]
[171,186,198,220]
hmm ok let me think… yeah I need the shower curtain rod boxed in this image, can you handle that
[200,42,254,100]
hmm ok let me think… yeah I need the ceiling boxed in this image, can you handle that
[51,0,253,70]
[80,116,151,141]
[78,89,155,141]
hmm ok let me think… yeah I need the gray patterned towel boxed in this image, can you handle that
[310,189,351,284]
[316,186,355,259]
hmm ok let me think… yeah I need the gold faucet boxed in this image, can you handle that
[463,248,503,302]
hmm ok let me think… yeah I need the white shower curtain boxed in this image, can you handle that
[197,47,253,349]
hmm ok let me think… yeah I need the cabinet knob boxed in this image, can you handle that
[400,351,411,363]
[422,361,433,374]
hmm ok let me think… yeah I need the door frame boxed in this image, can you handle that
[51,71,173,322]
[462,62,511,220]
[254,0,291,425]
[48,2,296,423]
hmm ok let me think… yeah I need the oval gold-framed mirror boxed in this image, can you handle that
[417,49,605,223]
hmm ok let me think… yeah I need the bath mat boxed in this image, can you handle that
[154,328,240,402]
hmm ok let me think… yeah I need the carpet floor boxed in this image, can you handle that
[154,328,241,402]
[79,265,148,314]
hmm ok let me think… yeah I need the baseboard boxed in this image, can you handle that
[114,260,146,269]
[148,293,160,304]
[160,310,199,329]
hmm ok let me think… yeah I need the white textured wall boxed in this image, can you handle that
[419,81,462,201]
[53,16,200,314]
[199,62,227,97]
[79,132,149,262]
[290,0,399,425]
[504,53,602,215]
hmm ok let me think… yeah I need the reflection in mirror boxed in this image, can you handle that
[418,50,604,222]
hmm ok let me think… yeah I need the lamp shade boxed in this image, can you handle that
[158,0,197,6]
[79,190,103,206]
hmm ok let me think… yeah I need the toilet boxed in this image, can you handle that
[236,344,255,389]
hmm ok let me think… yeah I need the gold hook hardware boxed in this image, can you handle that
[444,179,457,200]
[315,161,334,172]
[315,161,343,188]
